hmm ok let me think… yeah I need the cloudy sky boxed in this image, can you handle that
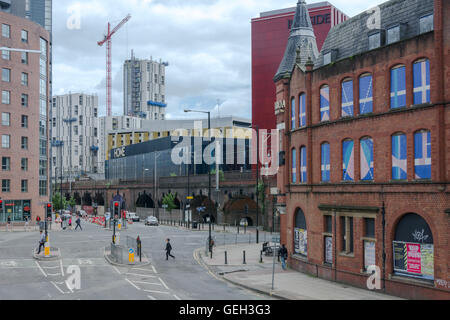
[53,0,387,120]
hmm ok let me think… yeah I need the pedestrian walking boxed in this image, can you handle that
[279,244,288,270]
[75,216,82,231]
[165,239,175,260]
[37,231,46,254]
[6,215,11,232]
[68,217,72,230]
[24,216,29,232]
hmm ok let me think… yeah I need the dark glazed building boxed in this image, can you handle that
[274,0,449,299]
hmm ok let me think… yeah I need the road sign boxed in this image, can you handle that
[129,248,134,254]
[162,204,168,209]
[129,248,135,263]
[186,196,194,200]
[272,236,280,243]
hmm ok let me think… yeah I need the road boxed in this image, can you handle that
[0,220,274,300]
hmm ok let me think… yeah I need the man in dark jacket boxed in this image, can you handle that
[75,216,82,231]
[165,239,175,260]
[279,244,288,270]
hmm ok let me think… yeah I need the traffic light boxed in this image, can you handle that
[113,201,120,217]
[0,199,3,212]
[46,203,52,218]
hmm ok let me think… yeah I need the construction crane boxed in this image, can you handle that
[97,14,131,117]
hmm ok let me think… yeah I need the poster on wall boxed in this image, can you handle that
[393,241,434,280]
[364,241,376,270]
[325,236,333,264]
[294,228,307,256]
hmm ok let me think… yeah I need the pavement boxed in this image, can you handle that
[196,243,403,300]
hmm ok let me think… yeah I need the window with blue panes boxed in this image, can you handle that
[390,65,406,109]
[414,130,431,180]
[292,148,297,183]
[413,59,430,105]
[342,139,354,181]
[359,74,373,114]
[299,93,306,127]
[291,97,296,130]
[341,79,353,117]
[320,86,330,122]
[321,143,330,182]
[300,146,307,183]
[360,137,374,181]
[392,133,407,180]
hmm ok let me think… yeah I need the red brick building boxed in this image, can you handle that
[274,0,449,299]
[251,1,347,133]
[0,12,50,222]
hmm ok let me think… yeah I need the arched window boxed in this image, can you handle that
[292,148,297,183]
[291,97,296,130]
[359,73,373,114]
[392,133,407,180]
[294,208,307,256]
[320,85,330,122]
[393,213,434,280]
[341,78,354,117]
[414,130,431,180]
[300,146,307,183]
[390,65,406,109]
[413,59,430,105]
[360,137,374,181]
[299,93,306,127]
[342,139,354,181]
[321,143,330,182]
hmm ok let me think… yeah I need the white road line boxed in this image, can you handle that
[50,281,65,294]
[159,278,169,290]
[147,295,156,300]
[125,278,141,291]
[173,294,181,301]
[132,268,152,272]
[143,289,170,295]
[35,261,47,277]
[151,266,157,274]
[60,260,64,277]
[47,273,62,276]
[126,273,157,278]
[42,266,59,269]
[112,266,121,274]
[133,281,162,286]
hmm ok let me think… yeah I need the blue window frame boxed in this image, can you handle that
[300,147,307,183]
[299,93,306,127]
[360,137,374,181]
[291,97,296,130]
[342,140,354,181]
[292,148,297,183]
[392,133,407,180]
[390,65,406,109]
[414,130,431,180]
[341,79,353,117]
[320,86,330,122]
[413,59,430,105]
[321,143,330,182]
[359,74,373,114]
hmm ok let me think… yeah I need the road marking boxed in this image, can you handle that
[0,260,17,267]
[133,281,162,286]
[42,266,59,269]
[147,295,156,300]
[126,273,157,278]
[35,261,47,277]
[112,266,121,274]
[47,273,61,276]
[173,294,181,300]
[132,268,152,272]
[125,278,141,291]
[50,281,65,294]
[143,289,170,295]
[159,278,169,290]
[151,266,157,274]
[60,260,64,277]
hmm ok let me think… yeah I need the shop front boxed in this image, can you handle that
[0,200,31,222]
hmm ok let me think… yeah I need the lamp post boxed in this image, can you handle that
[185,109,212,254]
[251,125,260,244]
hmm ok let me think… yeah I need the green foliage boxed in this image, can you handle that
[162,192,178,212]
[210,169,225,182]
[67,197,76,209]
[52,192,67,212]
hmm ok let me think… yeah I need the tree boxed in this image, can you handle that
[52,192,67,212]
[257,182,266,217]
[162,192,178,212]
[67,197,76,212]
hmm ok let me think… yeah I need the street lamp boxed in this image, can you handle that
[143,168,150,184]
[184,109,213,254]
[251,124,260,244]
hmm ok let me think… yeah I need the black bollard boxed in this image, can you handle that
[260,250,263,263]
[225,251,228,265]
[243,250,246,264]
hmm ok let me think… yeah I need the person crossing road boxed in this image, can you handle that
[165,239,175,260]
[75,216,82,231]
